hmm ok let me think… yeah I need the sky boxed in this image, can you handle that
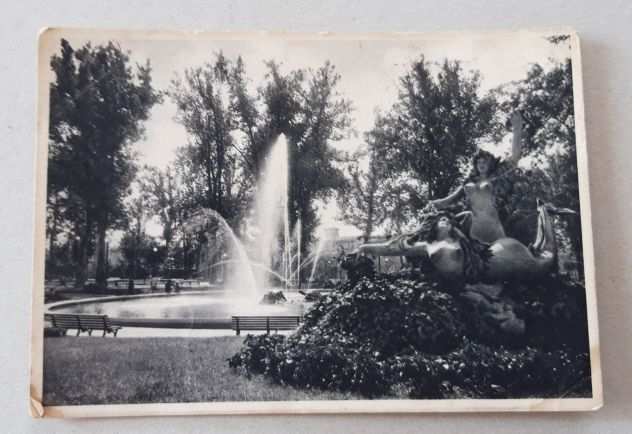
[45,30,572,239]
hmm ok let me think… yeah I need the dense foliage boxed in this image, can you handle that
[47,47,353,284]
[493,46,584,277]
[46,36,585,295]
[169,55,353,255]
[229,274,591,399]
[338,57,499,236]
[340,40,582,266]
[47,39,161,286]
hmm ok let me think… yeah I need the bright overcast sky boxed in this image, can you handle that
[46,30,572,238]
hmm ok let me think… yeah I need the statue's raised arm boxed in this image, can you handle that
[357,234,429,258]
[428,186,465,211]
[508,111,525,165]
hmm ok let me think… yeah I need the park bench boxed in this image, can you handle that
[231,315,301,335]
[44,313,122,337]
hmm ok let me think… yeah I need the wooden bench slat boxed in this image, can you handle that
[234,320,299,324]
[232,318,300,320]
[231,315,301,335]
[234,319,299,322]
[45,313,121,337]
[231,318,300,321]
[233,322,298,325]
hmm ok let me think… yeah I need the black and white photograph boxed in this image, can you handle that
[31,29,601,416]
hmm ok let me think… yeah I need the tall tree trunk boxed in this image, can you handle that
[363,171,377,243]
[47,197,61,273]
[95,219,108,288]
[131,230,138,280]
[74,217,91,289]
[164,223,173,260]
[363,197,374,244]
[48,220,57,271]
[75,242,89,290]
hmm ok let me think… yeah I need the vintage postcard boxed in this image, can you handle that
[31,28,602,417]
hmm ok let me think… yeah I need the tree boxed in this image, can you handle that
[381,56,498,201]
[121,193,148,279]
[340,57,497,238]
[168,55,352,271]
[228,56,267,172]
[338,150,386,243]
[234,61,353,252]
[168,54,252,225]
[141,165,183,254]
[48,39,161,287]
[120,231,166,279]
[140,164,204,277]
[338,118,421,242]
[493,37,583,277]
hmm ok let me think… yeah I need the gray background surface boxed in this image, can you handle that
[1,1,631,432]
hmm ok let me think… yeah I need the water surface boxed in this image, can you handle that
[52,292,305,320]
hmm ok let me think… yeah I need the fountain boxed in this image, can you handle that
[307,237,326,289]
[45,134,317,331]
[206,260,291,287]
[291,217,302,287]
[287,249,318,286]
[250,133,292,290]
[182,208,258,296]
[183,134,300,296]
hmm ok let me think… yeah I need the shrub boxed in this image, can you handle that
[229,274,591,399]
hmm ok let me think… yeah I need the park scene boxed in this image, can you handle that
[41,32,592,405]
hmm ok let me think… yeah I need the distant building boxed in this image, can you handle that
[108,246,124,269]
[321,227,340,253]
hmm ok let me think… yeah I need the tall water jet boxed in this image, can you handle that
[185,134,296,296]
[283,171,291,288]
[308,237,326,289]
[251,134,291,289]
[295,217,302,287]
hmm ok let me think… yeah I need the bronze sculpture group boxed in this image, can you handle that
[349,113,576,285]
[340,113,579,336]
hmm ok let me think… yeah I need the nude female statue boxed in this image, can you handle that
[354,199,557,284]
[427,113,525,244]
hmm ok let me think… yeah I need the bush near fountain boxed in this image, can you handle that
[229,272,591,399]
[261,290,288,305]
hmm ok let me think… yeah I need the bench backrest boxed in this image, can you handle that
[45,313,110,329]
[231,316,301,330]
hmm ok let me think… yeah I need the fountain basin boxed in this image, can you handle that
[45,290,306,329]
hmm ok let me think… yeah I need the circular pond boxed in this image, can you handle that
[47,291,306,329]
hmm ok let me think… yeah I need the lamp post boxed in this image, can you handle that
[221,252,229,285]
[152,246,158,277]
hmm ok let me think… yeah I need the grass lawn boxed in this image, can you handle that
[43,336,358,405]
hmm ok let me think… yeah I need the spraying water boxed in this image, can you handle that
[287,250,318,283]
[182,208,258,296]
[207,260,291,286]
[183,134,298,297]
[308,237,326,289]
[252,134,291,289]
[293,217,302,286]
